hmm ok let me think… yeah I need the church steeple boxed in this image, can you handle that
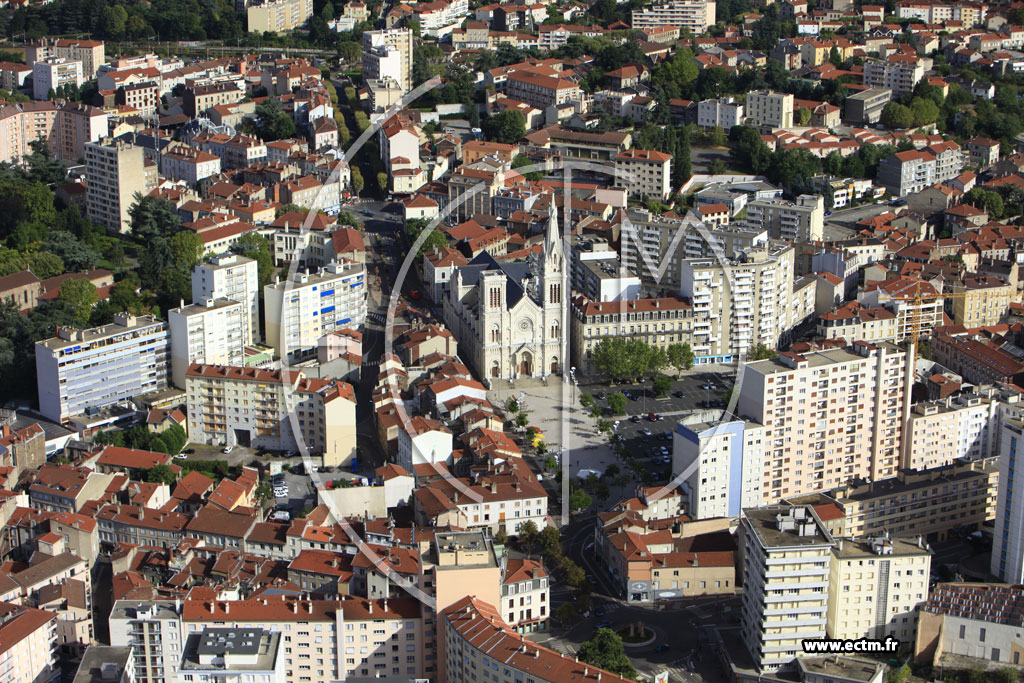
[544,194,559,255]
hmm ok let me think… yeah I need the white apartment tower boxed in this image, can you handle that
[678,242,798,364]
[746,194,825,243]
[741,505,833,673]
[674,415,766,519]
[191,254,260,344]
[993,418,1024,582]
[264,261,367,364]
[168,297,246,389]
[85,138,157,233]
[631,0,717,35]
[362,28,413,93]
[32,57,83,100]
[35,313,169,423]
[737,341,908,504]
[108,600,184,683]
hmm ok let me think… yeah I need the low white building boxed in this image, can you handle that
[697,97,744,130]
[396,416,452,472]
[33,57,83,100]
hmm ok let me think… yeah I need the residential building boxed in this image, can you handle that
[916,583,1024,668]
[816,302,899,344]
[905,393,1001,469]
[72,646,134,683]
[737,341,907,503]
[967,136,1000,169]
[362,29,413,93]
[844,88,891,125]
[160,146,222,187]
[263,261,367,363]
[442,597,633,683]
[745,194,824,243]
[35,313,170,423]
[503,71,581,111]
[747,90,795,129]
[931,333,1024,387]
[631,0,717,35]
[993,418,1024,582]
[85,138,157,233]
[178,628,284,683]
[168,297,246,389]
[396,416,452,472]
[877,143,964,196]
[191,254,260,345]
[950,274,1012,328]
[27,38,105,79]
[500,559,549,633]
[0,101,106,165]
[0,602,59,683]
[863,55,928,95]
[109,600,184,683]
[826,535,931,644]
[827,457,998,541]
[182,83,245,118]
[444,212,566,381]
[679,243,801,363]
[620,209,767,290]
[32,57,83,101]
[614,148,672,200]
[674,414,766,519]
[697,97,744,130]
[246,0,314,32]
[185,364,357,466]
[740,505,833,673]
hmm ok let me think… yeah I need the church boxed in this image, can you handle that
[442,205,568,383]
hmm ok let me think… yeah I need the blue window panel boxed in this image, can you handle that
[338,317,351,324]
[321,305,335,314]
[320,289,335,297]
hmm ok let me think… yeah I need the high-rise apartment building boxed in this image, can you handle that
[993,418,1024,582]
[905,393,1001,469]
[246,0,314,32]
[737,341,907,503]
[746,194,824,243]
[826,535,931,644]
[362,29,413,93]
[85,138,157,233]
[746,90,795,129]
[614,148,672,200]
[168,297,246,389]
[109,600,184,683]
[619,209,767,290]
[26,38,105,79]
[32,57,83,101]
[863,55,927,95]
[631,0,716,35]
[740,505,833,673]
[0,101,107,164]
[674,414,766,519]
[263,261,367,364]
[35,313,170,423]
[679,242,802,363]
[185,364,357,465]
[191,254,260,345]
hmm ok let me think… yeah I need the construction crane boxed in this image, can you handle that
[881,280,972,461]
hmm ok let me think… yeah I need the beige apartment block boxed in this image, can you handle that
[185,364,357,466]
[746,90,794,129]
[826,535,932,644]
[614,148,672,200]
[85,138,157,233]
[27,38,105,79]
[951,273,1012,328]
[829,457,998,542]
[737,341,907,503]
[247,0,314,32]
[362,28,413,92]
[905,393,1001,470]
[631,0,716,35]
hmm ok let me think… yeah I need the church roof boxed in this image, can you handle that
[459,250,534,309]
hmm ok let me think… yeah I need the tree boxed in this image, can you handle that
[556,602,575,623]
[748,343,777,360]
[505,397,519,413]
[885,664,911,683]
[881,102,914,130]
[145,464,178,485]
[129,194,181,240]
[579,392,593,408]
[537,525,560,552]
[652,374,672,398]
[59,279,97,325]
[666,342,694,372]
[709,125,727,146]
[169,231,204,271]
[607,392,627,415]
[578,628,637,680]
[517,520,538,549]
[569,486,592,512]
[675,126,692,187]
[515,412,530,428]
[350,167,364,194]
[483,110,526,144]
[909,97,940,127]
[966,187,1004,219]
[709,158,728,175]
[26,252,63,279]
[796,106,812,126]
[231,232,274,287]
[377,172,388,194]
[44,231,98,271]
[254,99,297,141]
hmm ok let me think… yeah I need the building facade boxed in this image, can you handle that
[168,297,246,389]
[191,254,260,345]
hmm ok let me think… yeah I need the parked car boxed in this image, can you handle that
[641,428,652,435]
[596,620,613,629]
[173,453,188,460]
[647,412,657,421]
[222,445,234,454]
[630,415,641,423]
[654,643,670,653]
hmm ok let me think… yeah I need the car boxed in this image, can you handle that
[613,420,620,428]
[660,456,671,464]
[662,432,672,440]
[182,448,195,455]
[173,453,188,460]
[222,445,234,454]
[361,210,372,216]
[647,412,657,421]
[586,574,596,584]
[594,391,605,400]
[641,428,652,435]
[596,620,613,629]
[673,391,686,398]
[654,643,670,653]
[595,605,605,617]
[317,466,331,473]
[270,511,291,522]
[284,450,298,458]
[630,415,641,423]
[824,211,832,216]
[655,414,664,421]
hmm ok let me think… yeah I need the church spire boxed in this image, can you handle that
[545,194,559,253]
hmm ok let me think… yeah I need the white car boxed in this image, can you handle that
[173,453,188,460]
[222,445,234,454]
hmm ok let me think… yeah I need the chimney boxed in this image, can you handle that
[225,602,230,614]
[369,600,374,615]
[291,600,298,613]
[209,601,215,613]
